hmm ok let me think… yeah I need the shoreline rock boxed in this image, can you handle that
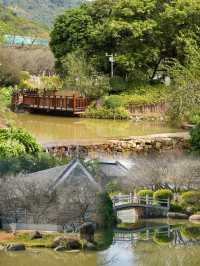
[42,133,190,156]
[167,212,188,219]
[189,214,200,221]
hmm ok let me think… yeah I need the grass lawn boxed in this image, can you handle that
[0,231,79,248]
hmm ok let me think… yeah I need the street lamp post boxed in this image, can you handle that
[106,53,115,78]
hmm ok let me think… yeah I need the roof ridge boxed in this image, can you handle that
[49,159,78,190]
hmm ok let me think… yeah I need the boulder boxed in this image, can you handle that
[52,236,66,248]
[54,245,67,252]
[31,231,42,240]
[67,240,81,250]
[167,212,188,219]
[80,223,95,243]
[84,242,97,251]
[6,244,26,251]
[189,214,200,221]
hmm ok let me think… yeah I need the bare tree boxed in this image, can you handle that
[120,154,200,192]
[56,183,97,231]
[0,177,57,224]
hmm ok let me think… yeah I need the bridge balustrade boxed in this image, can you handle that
[112,193,170,209]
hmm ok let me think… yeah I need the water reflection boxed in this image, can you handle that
[99,221,200,266]
[15,114,184,143]
[0,221,200,266]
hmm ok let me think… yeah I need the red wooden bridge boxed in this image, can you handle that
[12,91,91,115]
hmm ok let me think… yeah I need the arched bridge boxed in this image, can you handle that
[112,194,170,210]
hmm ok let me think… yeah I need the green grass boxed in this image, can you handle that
[0,232,63,248]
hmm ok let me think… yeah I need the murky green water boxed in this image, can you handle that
[1,220,200,266]
[15,114,184,143]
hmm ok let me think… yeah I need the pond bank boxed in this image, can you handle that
[43,132,190,156]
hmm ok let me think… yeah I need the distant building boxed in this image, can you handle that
[1,159,128,232]
[4,35,49,47]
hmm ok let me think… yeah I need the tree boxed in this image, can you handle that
[0,177,57,224]
[167,30,200,123]
[50,0,200,81]
[122,154,200,192]
[63,52,110,97]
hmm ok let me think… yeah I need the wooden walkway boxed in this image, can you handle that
[12,92,90,115]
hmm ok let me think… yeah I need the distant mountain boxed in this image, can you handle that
[0,4,49,38]
[0,0,82,26]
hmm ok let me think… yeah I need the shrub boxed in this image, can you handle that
[170,203,184,213]
[82,106,130,120]
[0,127,41,158]
[137,189,154,198]
[153,189,173,207]
[137,189,154,204]
[104,95,126,109]
[97,192,117,228]
[181,191,200,212]
[190,124,200,153]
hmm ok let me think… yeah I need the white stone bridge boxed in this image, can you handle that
[112,194,170,219]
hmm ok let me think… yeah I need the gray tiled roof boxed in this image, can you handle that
[98,161,128,178]
[19,159,101,191]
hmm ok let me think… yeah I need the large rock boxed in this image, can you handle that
[67,240,81,250]
[54,245,67,252]
[80,223,95,243]
[167,212,188,219]
[52,236,66,248]
[31,231,42,240]
[189,214,200,221]
[6,244,26,251]
[84,242,97,251]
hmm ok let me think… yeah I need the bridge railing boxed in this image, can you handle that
[112,193,170,208]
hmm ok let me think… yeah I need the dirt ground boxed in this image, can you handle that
[0,232,15,242]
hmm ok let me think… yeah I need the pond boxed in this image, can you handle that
[15,114,184,143]
[1,220,200,266]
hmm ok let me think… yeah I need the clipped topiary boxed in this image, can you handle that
[137,189,153,204]
[153,189,173,207]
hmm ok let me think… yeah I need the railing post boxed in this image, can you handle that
[167,198,170,209]
[129,193,132,203]
[73,94,76,113]
[146,195,149,205]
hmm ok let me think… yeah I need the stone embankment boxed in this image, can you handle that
[42,132,190,156]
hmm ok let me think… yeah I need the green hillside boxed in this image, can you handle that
[0,0,82,26]
[0,4,49,38]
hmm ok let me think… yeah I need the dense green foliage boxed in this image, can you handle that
[169,203,184,213]
[190,124,200,154]
[0,87,11,123]
[0,153,69,177]
[137,189,154,205]
[97,192,117,228]
[153,189,173,206]
[83,106,130,120]
[181,191,200,212]
[51,0,200,82]
[0,127,41,159]
[0,4,48,38]
[137,190,154,198]
[168,61,200,123]
[63,52,110,97]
